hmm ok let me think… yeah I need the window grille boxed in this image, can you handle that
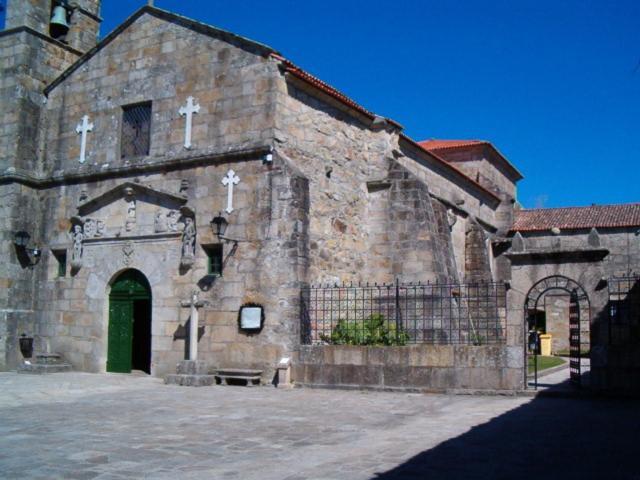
[206,245,224,276]
[121,102,151,158]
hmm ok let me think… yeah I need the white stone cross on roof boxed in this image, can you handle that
[178,96,200,150]
[75,115,94,164]
[222,169,240,214]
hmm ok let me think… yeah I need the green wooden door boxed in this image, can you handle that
[107,299,133,373]
[107,270,151,373]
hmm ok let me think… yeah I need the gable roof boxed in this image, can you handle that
[512,204,640,232]
[44,5,278,95]
[419,139,523,182]
[41,5,504,205]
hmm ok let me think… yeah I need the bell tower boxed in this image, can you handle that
[0,1,101,371]
[4,0,101,53]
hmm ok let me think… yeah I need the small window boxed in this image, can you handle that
[205,245,224,276]
[52,250,67,277]
[121,102,152,158]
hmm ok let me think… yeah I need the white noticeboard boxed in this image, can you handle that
[240,307,262,330]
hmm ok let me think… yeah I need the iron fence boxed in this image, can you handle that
[301,280,507,345]
[608,275,640,345]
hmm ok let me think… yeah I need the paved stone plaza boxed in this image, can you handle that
[0,373,639,479]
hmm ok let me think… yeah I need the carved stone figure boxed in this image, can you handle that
[154,210,168,233]
[181,217,196,259]
[83,218,97,238]
[96,220,106,237]
[122,241,134,266]
[127,199,136,218]
[71,224,84,269]
[167,210,179,232]
[180,217,196,270]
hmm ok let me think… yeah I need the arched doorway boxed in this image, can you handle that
[524,275,590,388]
[107,269,152,374]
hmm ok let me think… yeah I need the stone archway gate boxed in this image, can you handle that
[524,275,590,387]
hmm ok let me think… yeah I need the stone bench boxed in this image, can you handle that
[214,369,263,387]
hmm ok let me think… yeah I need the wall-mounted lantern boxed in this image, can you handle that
[13,231,41,266]
[210,213,229,239]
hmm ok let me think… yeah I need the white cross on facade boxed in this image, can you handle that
[178,96,200,149]
[222,169,240,214]
[75,115,94,164]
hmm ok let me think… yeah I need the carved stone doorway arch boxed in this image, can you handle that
[524,275,590,388]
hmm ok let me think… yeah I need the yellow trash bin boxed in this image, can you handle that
[539,334,552,356]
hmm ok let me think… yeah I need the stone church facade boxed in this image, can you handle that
[1,2,638,392]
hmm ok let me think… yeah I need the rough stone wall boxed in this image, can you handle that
[465,220,492,283]
[395,141,501,227]
[32,157,306,380]
[273,78,488,285]
[383,161,458,283]
[0,31,79,172]
[5,0,50,33]
[44,12,279,174]
[295,344,522,392]
[0,25,81,369]
[274,80,389,284]
[433,147,517,200]
[65,3,101,53]
[502,227,640,391]
[12,13,310,379]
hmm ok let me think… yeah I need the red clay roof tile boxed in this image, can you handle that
[512,204,640,232]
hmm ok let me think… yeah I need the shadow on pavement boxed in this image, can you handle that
[375,379,640,479]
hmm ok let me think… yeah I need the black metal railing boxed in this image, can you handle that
[301,280,507,346]
[608,275,640,345]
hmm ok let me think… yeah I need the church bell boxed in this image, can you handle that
[50,4,70,40]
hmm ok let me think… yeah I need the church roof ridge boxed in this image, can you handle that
[512,203,640,231]
[44,5,280,95]
[419,139,524,181]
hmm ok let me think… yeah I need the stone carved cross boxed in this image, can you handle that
[221,169,240,214]
[180,291,207,361]
[178,96,200,149]
[75,115,94,164]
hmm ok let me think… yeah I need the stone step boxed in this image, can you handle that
[17,362,72,374]
[164,374,216,387]
[35,353,65,365]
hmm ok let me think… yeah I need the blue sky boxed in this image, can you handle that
[4,1,639,208]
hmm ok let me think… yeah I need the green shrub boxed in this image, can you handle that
[321,314,409,346]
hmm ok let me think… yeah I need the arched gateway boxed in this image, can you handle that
[107,269,152,374]
[524,275,590,387]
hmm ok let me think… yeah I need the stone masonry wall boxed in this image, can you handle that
[294,344,522,392]
[0,26,80,369]
[44,12,279,175]
[273,77,491,285]
[32,157,307,380]
[503,227,640,391]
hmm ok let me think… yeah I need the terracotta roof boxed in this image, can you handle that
[512,204,640,232]
[268,56,500,203]
[271,54,403,129]
[419,139,486,150]
[419,139,523,181]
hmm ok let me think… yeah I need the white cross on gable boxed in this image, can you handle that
[178,96,200,149]
[75,115,94,164]
[222,169,240,214]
